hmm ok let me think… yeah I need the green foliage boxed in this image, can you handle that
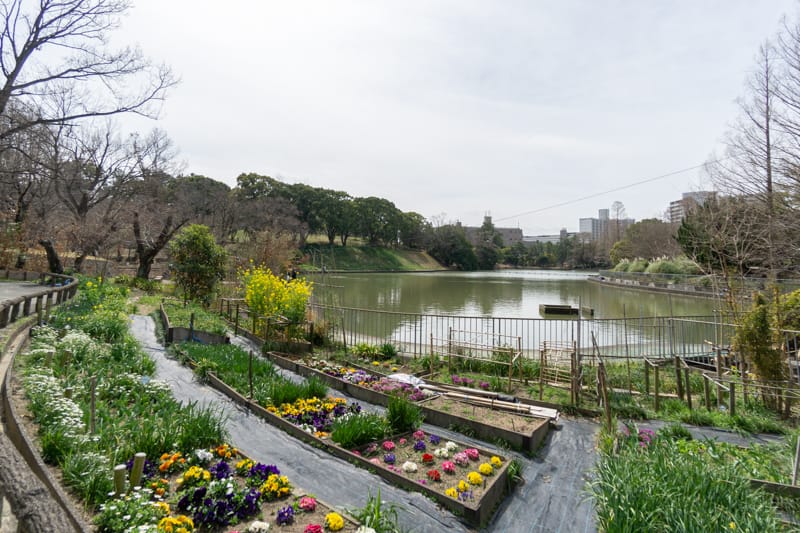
[627,258,649,272]
[20,286,228,508]
[331,412,388,449]
[161,299,228,336]
[645,258,686,275]
[386,394,424,434]
[194,357,219,383]
[735,294,784,405]
[591,436,783,532]
[349,488,402,533]
[657,422,693,441]
[379,343,398,359]
[169,224,228,305]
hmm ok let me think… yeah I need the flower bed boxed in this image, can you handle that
[10,279,358,532]
[203,372,511,526]
[96,444,359,532]
[354,430,507,507]
[264,352,551,454]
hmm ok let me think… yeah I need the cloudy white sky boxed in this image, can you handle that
[116,1,798,235]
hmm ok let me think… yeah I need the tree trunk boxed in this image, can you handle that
[73,253,87,273]
[136,252,156,279]
[38,240,64,274]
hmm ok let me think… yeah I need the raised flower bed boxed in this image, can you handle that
[202,372,511,526]
[95,444,360,532]
[264,353,551,454]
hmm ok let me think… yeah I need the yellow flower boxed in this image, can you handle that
[479,463,493,475]
[729,523,736,530]
[445,487,458,498]
[467,471,483,485]
[490,456,502,467]
[325,512,345,531]
[458,480,469,492]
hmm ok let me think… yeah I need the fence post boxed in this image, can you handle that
[674,355,684,402]
[539,342,545,401]
[234,303,240,336]
[703,375,711,410]
[644,359,650,395]
[654,365,660,412]
[248,351,254,399]
[684,367,692,410]
[716,347,723,408]
[729,382,736,416]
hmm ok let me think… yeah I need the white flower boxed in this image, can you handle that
[247,521,270,532]
[433,447,449,458]
[402,461,418,473]
[355,527,377,533]
[194,449,214,463]
[445,441,458,452]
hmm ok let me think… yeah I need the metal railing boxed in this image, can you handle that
[308,302,735,361]
[0,272,79,328]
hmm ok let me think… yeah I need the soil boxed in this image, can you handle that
[419,396,543,435]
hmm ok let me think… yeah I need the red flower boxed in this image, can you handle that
[422,453,434,464]
[427,469,441,481]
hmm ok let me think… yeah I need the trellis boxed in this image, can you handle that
[427,328,522,393]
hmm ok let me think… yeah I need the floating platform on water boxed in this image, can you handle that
[539,304,594,317]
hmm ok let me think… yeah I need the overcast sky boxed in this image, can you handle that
[116,1,798,235]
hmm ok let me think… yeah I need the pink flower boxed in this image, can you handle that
[442,461,456,474]
[412,430,425,441]
[304,525,323,533]
[465,448,480,461]
[370,458,382,465]
[453,452,469,466]
[382,440,396,451]
[299,496,317,512]
[398,438,407,446]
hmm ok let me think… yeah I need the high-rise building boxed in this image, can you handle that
[669,191,716,223]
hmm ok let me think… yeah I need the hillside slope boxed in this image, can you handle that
[301,245,445,271]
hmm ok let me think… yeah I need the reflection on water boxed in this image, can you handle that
[308,270,725,358]
[312,270,717,319]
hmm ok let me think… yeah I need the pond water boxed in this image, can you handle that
[311,270,717,319]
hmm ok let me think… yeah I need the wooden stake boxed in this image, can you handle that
[248,351,254,400]
[90,376,97,434]
[113,464,127,495]
[129,453,146,490]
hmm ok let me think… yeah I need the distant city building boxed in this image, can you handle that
[462,215,523,247]
[523,228,577,245]
[578,208,634,242]
[668,191,716,223]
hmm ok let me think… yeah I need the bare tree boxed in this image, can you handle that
[0,0,176,142]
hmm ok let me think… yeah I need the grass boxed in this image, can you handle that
[349,488,403,533]
[590,425,794,532]
[386,394,424,434]
[174,341,328,407]
[301,243,443,271]
[331,412,388,449]
[160,298,228,336]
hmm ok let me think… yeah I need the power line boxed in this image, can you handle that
[494,159,724,223]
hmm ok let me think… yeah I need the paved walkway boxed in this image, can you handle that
[0,281,43,302]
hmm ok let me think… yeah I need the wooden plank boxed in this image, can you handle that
[750,479,800,497]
